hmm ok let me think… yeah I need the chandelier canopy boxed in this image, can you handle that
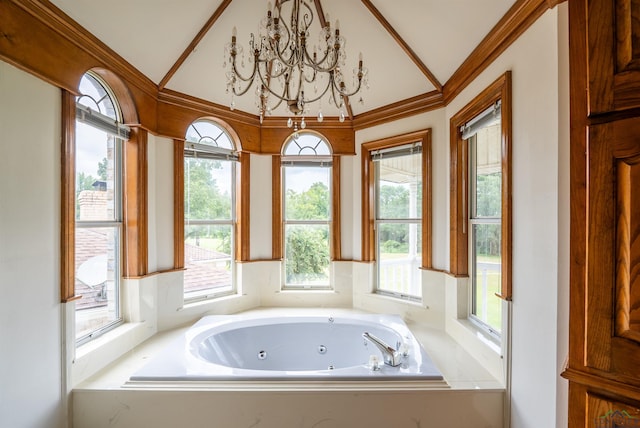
[224,0,368,128]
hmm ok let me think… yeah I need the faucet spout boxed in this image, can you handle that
[362,332,402,367]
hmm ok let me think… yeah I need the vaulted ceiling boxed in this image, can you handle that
[49,0,518,120]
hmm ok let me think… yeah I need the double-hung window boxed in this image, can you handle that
[74,72,128,344]
[183,119,237,301]
[281,132,332,289]
[362,130,432,301]
[374,144,423,299]
[465,103,503,333]
[450,72,512,340]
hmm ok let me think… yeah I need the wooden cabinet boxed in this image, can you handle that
[586,118,640,384]
[565,0,640,426]
[587,0,640,114]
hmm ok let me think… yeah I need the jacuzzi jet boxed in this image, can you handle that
[318,345,327,354]
[257,350,267,360]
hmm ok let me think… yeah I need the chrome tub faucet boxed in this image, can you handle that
[362,332,403,367]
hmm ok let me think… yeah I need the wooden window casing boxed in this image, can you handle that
[449,71,512,300]
[272,138,342,262]
[361,129,432,269]
[60,69,146,303]
[173,120,249,276]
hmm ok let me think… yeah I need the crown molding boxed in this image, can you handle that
[443,0,562,103]
[352,91,445,130]
[158,88,260,127]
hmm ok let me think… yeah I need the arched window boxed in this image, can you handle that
[280,132,333,289]
[74,71,129,344]
[183,119,238,301]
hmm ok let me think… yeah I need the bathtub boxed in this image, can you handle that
[130,313,444,382]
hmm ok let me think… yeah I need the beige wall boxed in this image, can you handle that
[0,61,66,428]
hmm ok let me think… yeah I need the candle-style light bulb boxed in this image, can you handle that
[232,26,237,37]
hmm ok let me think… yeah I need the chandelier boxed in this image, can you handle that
[223,0,368,128]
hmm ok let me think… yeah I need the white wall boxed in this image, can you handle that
[443,6,568,428]
[0,61,66,428]
[147,134,174,272]
[555,3,570,427]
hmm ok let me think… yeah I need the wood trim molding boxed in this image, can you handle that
[271,155,283,260]
[332,155,342,261]
[159,0,233,90]
[361,146,375,262]
[562,368,640,403]
[353,91,444,130]
[236,152,251,261]
[123,127,149,278]
[361,0,442,92]
[158,89,260,129]
[173,139,185,269]
[449,71,512,299]
[60,90,77,302]
[361,129,432,266]
[443,0,552,103]
[565,0,588,373]
[2,0,564,139]
[423,130,433,269]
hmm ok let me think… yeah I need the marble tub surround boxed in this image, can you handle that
[73,308,503,428]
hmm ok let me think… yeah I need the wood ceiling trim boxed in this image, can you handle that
[158,88,259,127]
[361,0,443,93]
[159,0,232,90]
[352,90,444,130]
[443,0,564,103]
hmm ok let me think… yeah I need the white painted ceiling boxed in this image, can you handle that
[50,0,516,119]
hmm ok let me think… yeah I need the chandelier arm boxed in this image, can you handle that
[230,53,260,84]
[332,74,364,98]
[301,74,333,105]
[256,64,296,105]
[302,47,340,74]
[305,47,332,69]
[270,33,303,72]
[232,78,257,97]
[330,81,342,109]
[303,66,317,84]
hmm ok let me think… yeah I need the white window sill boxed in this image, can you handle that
[72,321,153,387]
[456,318,501,354]
[181,291,245,311]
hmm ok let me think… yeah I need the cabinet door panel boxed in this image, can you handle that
[588,0,640,113]
[588,392,640,427]
[587,118,640,385]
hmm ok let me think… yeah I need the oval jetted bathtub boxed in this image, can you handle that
[130,313,445,382]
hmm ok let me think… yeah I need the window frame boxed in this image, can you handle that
[173,117,248,300]
[361,129,432,299]
[61,69,145,346]
[449,72,513,314]
[182,119,239,302]
[272,131,341,289]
